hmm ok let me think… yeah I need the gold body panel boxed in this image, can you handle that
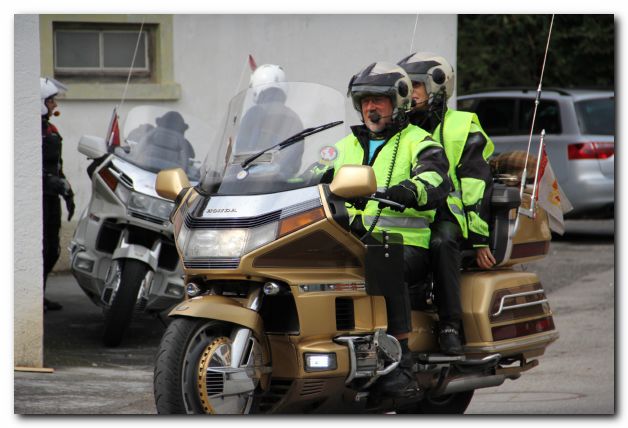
[169,295,264,338]
[503,192,552,267]
[167,185,556,383]
[155,168,191,201]
[460,269,558,357]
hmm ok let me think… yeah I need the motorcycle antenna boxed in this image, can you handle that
[105,18,145,151]
[409,13,419,53]
[119,17,146,112]
[516,14,555,223]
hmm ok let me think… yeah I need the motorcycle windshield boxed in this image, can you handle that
[118,106,209,181]
[198,82,347,195]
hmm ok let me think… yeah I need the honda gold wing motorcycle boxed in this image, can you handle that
[152,82,559,414]
[70,106,208,347]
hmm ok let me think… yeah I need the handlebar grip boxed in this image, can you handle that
[369,194,406,211]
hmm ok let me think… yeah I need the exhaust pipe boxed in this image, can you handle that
[440,374,508,395]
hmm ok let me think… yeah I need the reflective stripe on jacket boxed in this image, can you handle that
[434,110,494,243]
[334,124,444,248]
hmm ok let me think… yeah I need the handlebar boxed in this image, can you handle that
[369,192,406,211]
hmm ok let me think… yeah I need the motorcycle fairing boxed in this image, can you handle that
[197,186,321,221]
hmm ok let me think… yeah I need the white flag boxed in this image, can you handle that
[536,145,573,235]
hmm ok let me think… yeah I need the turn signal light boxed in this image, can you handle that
[568,142,614,160]
[98,167,118,191]
[278,207,326,237]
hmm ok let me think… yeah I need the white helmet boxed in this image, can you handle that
[249,64,286,103]
[397,52,455,103]
[249,64,286,87]
[40,77,67,115]
[348,61,412,120]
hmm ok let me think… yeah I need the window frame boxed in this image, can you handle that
[53,28,151,76]
[39,14,180,101]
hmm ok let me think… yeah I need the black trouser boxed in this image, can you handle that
[43,194,61,288]
[429,220,462,328]
[385,245,430,335]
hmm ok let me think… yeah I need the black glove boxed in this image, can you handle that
[64,195,75,221]
[63,188,75,221]
[378,183,417,212]
[348,197,368,211]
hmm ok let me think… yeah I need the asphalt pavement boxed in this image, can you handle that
[13,219,616,415]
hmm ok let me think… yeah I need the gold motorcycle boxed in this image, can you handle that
[152,82,558,414]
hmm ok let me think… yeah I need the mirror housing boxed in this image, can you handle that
[156,168,191,201]
[329,165,377,199]
[78,135,108,159]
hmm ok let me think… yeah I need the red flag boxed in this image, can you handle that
[106,107,120,148]
[248,54,257,72]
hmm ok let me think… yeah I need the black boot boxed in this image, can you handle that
[44,298,63,311]
[439,324,463,355]
[376,340,417,397]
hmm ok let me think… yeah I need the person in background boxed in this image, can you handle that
[397,52,496,354]
[41,77,74,312]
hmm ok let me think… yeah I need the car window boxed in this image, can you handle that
[470,98,516,136]
[518,99,562,135]
[575,97,615,135]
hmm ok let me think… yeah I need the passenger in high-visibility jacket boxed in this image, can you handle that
[398,52,496,355]
[333,62,450,397]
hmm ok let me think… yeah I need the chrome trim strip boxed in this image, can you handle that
[201,187,321,219]
[468,331,560,353]
[183,258,240,269]
[299,283,366,293]
[492,290,547,317]
[280,198,322,219]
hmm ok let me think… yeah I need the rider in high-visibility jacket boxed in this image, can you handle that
[330,62,450,396]
[398,52,496,355]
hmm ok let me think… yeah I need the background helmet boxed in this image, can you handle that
[397,52,455,103]
[156,111,189,134]
[249,64,287,103]
[348,62,412,119]
[40,77,67,115]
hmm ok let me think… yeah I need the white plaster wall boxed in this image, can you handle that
[14,14,44,368]
[49,14,457,271]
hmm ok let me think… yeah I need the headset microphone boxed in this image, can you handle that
[368,112,394,123]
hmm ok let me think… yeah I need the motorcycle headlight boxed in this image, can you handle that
[129,193,151,210]
[181,222,278,259]
[114,184,130,204]
[126,190,175,221]
[186,229,248,258]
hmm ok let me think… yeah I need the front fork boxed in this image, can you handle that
[101,229,161,309]
[230,286,263,368]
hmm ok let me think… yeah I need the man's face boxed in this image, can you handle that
[361,95,393,133]
[45,97,57,117]
[411,82,429,111]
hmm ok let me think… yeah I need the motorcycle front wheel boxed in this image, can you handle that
[154,318,262,414]
[102,259,149,347]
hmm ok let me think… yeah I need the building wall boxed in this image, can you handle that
[14,14,44,368]
[45,14,457,271]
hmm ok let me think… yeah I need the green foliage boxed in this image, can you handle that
[457,14,614,94]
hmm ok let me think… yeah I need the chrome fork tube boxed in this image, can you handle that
[230,286,263,368]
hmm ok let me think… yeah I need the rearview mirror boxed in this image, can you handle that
[156,168,191,201]
[329,165,377,198]
[78,135,108,159]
